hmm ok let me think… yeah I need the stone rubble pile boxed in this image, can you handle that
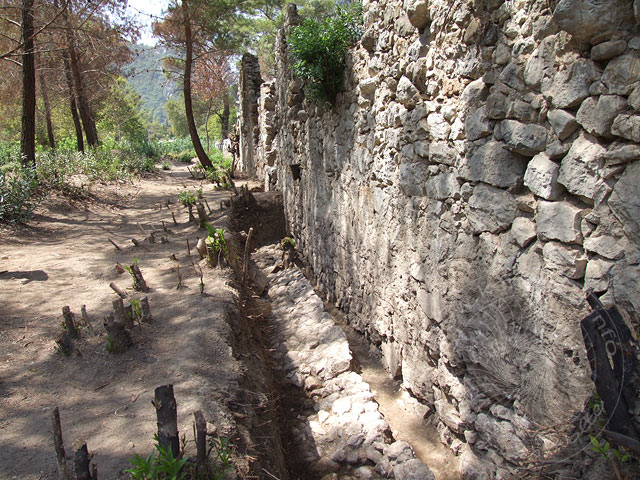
[254,245,435,480]
[239,0,640,478]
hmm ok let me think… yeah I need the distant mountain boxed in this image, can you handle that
[125,44,179,124]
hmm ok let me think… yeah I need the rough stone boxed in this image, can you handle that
[547,109,578,140]
[459,140,526,188]
[475,414,529,462]
[396,76,420,107]
[537,201,583,244]
[425,172,460,200]
[542,59,598,108]
[465,106,492,140]
[552,0,635,41]
[486,93,507,120]
[629,87,640,111]
[427,113,451,140]
[611,114,640,143]
[507,100,536,123]
[609,161,640,245]
[576,95,628,138]
[404,0,430,29]
[511,217,537,248]
[501,120,548,156]
[602,54,640,95]
[524,152,563,200]
[428,141,457,166]
[392,459,435,480]
[543,242,587,279]
[466,184,518,234]
[591,40,627,61]
[557,132,607,201]
[399,162,430,197]
[585,258,615,292]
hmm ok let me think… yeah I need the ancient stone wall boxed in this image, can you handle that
[241,0,640,477]
[237,53,262,176]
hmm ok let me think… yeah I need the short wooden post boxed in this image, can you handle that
[172,212,178,225]
[73,440,93,480]
[187,204,196,223]
[124,303,134,329]
[62,306,78,339]
[153,385,180,458]
[140,297,152,322]
[80,305,95,336]
[194,410,207,472]
[51,407,72,480]
[130,263,149,292]
[109,282,127,298]
[196,203,207,229]
[196,238,207,260]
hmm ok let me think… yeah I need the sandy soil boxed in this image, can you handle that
[0,164,249,479]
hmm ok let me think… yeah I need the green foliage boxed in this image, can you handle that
[105,336,115,353]
[288,2,363,104]
[208,436,233,480]
[0,166,42,223]
[590,435,632,463]
[280,236,296,249]
[162,161,172,171]
[125,435,188,480]
[178,189,201,207]
[124,258,143,291]
[205,225,228,265]
[54,339,71,356]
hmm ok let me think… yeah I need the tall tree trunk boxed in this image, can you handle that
[63,56,85,153]
[21,0,36,168]
[182,0,213,170]
[204,105,211,154]
[221,92,230,140]
[40,72,56,150]
[61,0,98,147]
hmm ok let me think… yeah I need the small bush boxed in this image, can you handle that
[288,2,363,105]
[0,166,41,223]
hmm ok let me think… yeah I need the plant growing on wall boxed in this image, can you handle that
[288,2,363,105]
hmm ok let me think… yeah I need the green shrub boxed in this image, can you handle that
[288,2,363,105]
[0,166,41,223]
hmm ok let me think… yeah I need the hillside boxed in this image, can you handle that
[125,44,179,124]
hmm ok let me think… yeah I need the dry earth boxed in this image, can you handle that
[0,164,259,479]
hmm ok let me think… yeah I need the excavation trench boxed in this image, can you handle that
[230,192,460,480]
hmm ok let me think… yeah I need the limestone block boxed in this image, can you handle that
[499,62,526,91]
[612,264,640,314]
[524,37,555,88]
[542,59,599,108]
[381,341,402,378]
[475,414,529,462]
[501,120,548,156]
[602,54,640,95]
[553,0,635,41]
[393,459,435,480]
[426,141,457,166]
[427,113,450,140]
[486,93,507,120]
[543,242,587,279]
[425,171,460,200]
[466,184,518,234]
[591,40,627,61]
[399,162,430,197]
[511,217,537,248]
[537,200,583,244]
[547,109,578,140]
[583,230,627,260]
[404,0,430,29]
[585,258,615,292]
[459,140,526,188]
[461,78,489,107]
[557,132,607,201]
[396,76,420,108]
[465,106,492,140]
[611,114,640,142]
[359,77,377,98]
[609,161,640,245]
[576,95,628,138]
[524,152,562,200]
[605,144,640,165]
[507,100,536,123]
[629,87,640,111]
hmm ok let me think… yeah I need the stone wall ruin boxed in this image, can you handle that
[238,0,640,477]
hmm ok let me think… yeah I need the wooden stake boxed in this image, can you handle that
[103,312,132,353]
[80,305,95,336]
[176,264,183,290]
[153,385,180,458]
[109,282,127,299]
[108,239,121,251]
[186,239,192,258]
[196,239,207,261]
[115,263,125,274]
[187,204,196,223]
[242,227,254,287]
[73,440,93,480]
[51,407,72,480]
[62,306,79,339]
[204,199,212,214]
[137,223,147,236]
[196,203,207,229]
[130,263,149,292]
[194,410,207,472]
[172,212,178,225]
[140,297,152,322]
[131,238,151,252]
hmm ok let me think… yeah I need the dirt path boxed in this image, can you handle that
[0,164,249,479]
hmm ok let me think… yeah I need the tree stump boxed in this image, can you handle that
[62,306,79,339]
[80,305,96,336]
[73,440,94,480]
[130,263,149,292]
[187,204,196,223]
[196,203,207,229]
[55,331,74,356]
[104,303,132,354]
[140,296,152,322]
[153,385,180,458]
[109,282,127,299]
[196,238,207,260]
[124,303,134,329]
